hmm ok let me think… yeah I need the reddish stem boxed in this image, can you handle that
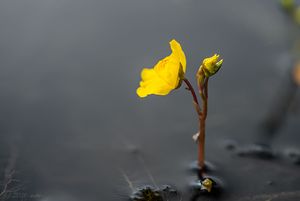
[198,77,209,176]
[183,78,201,116]
[183,78,199,105]
[184,76,209,177]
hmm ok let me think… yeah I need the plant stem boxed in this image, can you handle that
[184,77,209,177]
[198,78,208,175]
[183,78,201,116]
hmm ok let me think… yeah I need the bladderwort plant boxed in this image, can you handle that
[136,39,223,190]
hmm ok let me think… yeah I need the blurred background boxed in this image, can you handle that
[0,0,300,200]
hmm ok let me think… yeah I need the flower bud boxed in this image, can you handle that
[201,178,213,192]
[200,54,223,78]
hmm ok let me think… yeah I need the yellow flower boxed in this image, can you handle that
[136,39,186,98]
[200,54,223,77]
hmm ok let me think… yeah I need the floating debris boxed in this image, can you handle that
[129,185,179,201]
[130,185,163,201]
[237,143,276,159]
[160,185,178,196]
[284,148,300,165]
[222,139,238,151]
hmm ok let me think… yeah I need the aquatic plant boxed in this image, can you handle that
[136,39,223,177]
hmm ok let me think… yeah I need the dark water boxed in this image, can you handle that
[0,0,300,200]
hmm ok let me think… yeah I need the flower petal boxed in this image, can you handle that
[154,55,180,88]
[136,39,187,98]
[136,68,174,98]
[170,39,187,73]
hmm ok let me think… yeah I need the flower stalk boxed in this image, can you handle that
[183,78,201,116]
[184,75,209,176]
[198,77,208,173]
